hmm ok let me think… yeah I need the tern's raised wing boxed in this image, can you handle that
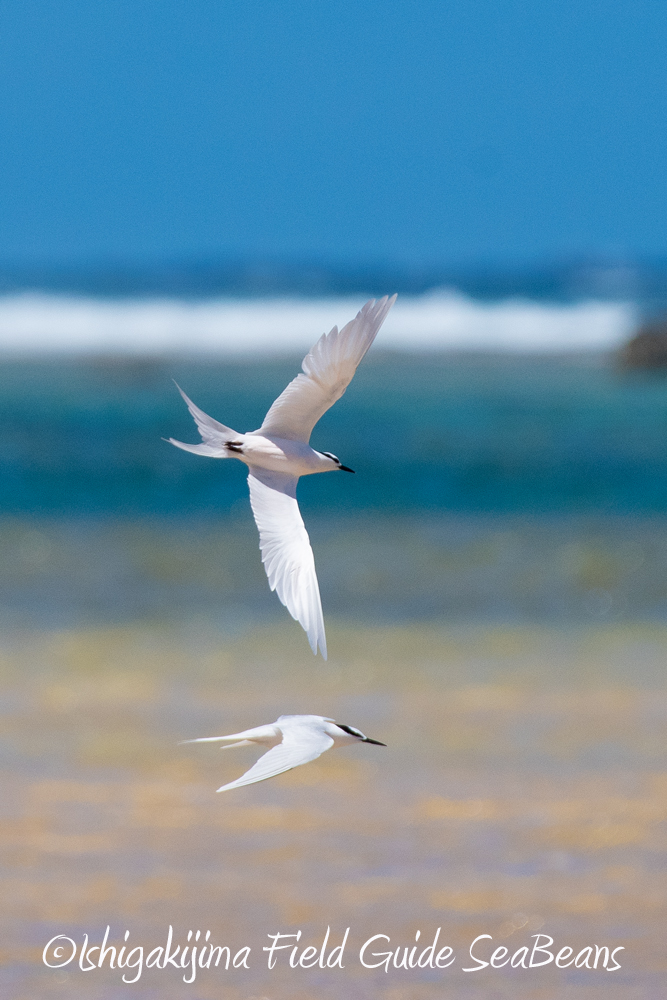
[247,469,327,658]
[254,295,396,443]
[217,726,334,792]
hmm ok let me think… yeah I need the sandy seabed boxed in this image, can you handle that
[1,621,665,998]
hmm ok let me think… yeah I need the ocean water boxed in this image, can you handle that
[1,326,666,998]
[3,348,667,631]
[4,348,667,518]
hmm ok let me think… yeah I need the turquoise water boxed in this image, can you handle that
[3,351,667,517]
[4,351,667,631]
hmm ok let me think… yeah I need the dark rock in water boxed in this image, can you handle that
[620,317,667,369]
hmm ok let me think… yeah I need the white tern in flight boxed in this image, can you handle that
[182,714,386,792]
[168,294,397,658]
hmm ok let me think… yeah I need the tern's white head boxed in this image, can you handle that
[321,718,386,746]
[318,451,355,474]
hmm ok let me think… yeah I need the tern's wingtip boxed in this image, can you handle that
[307,632,326,658]
[172,380,191,404]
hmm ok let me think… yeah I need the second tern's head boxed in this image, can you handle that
[333,721,386,746]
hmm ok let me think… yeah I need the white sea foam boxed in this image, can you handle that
[0,291,636,354]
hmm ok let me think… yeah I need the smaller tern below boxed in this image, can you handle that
[168,294,397,658]
[181,714,386,793]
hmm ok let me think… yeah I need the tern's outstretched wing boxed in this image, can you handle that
[217,727,334,792]
[168,383,239,457]
[254,295,396,443]
[247,469,326,658]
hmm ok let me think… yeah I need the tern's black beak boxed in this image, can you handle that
[339,465,355,473]
[363,737,386,745]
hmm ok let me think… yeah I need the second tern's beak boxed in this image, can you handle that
[363,737,386,745]
[339,465,355,473]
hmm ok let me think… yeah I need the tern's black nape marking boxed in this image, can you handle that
[226,441,244,453]
[334,722,386,745]
[335,722,365,738]
[319,451,355,473]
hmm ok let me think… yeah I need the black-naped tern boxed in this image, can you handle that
[182,714,386,793]
[168,295,397,658]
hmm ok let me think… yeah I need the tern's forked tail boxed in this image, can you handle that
[168,382,241,457]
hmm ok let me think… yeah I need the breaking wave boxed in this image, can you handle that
[0,290,636,354]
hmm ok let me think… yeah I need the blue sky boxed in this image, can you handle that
[0,0,666,267]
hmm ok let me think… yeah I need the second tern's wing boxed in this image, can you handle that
[216,725,334,792]
[255,295,396,443]
[247,469,326,658]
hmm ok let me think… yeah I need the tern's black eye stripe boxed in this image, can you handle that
[336,723,363,737]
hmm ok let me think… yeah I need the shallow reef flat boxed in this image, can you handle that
[3,514,667,632]
[1,622,665,998]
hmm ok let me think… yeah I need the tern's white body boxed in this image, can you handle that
[229,434,337,477]
[169,295,397,658]
[182,713,386,793]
